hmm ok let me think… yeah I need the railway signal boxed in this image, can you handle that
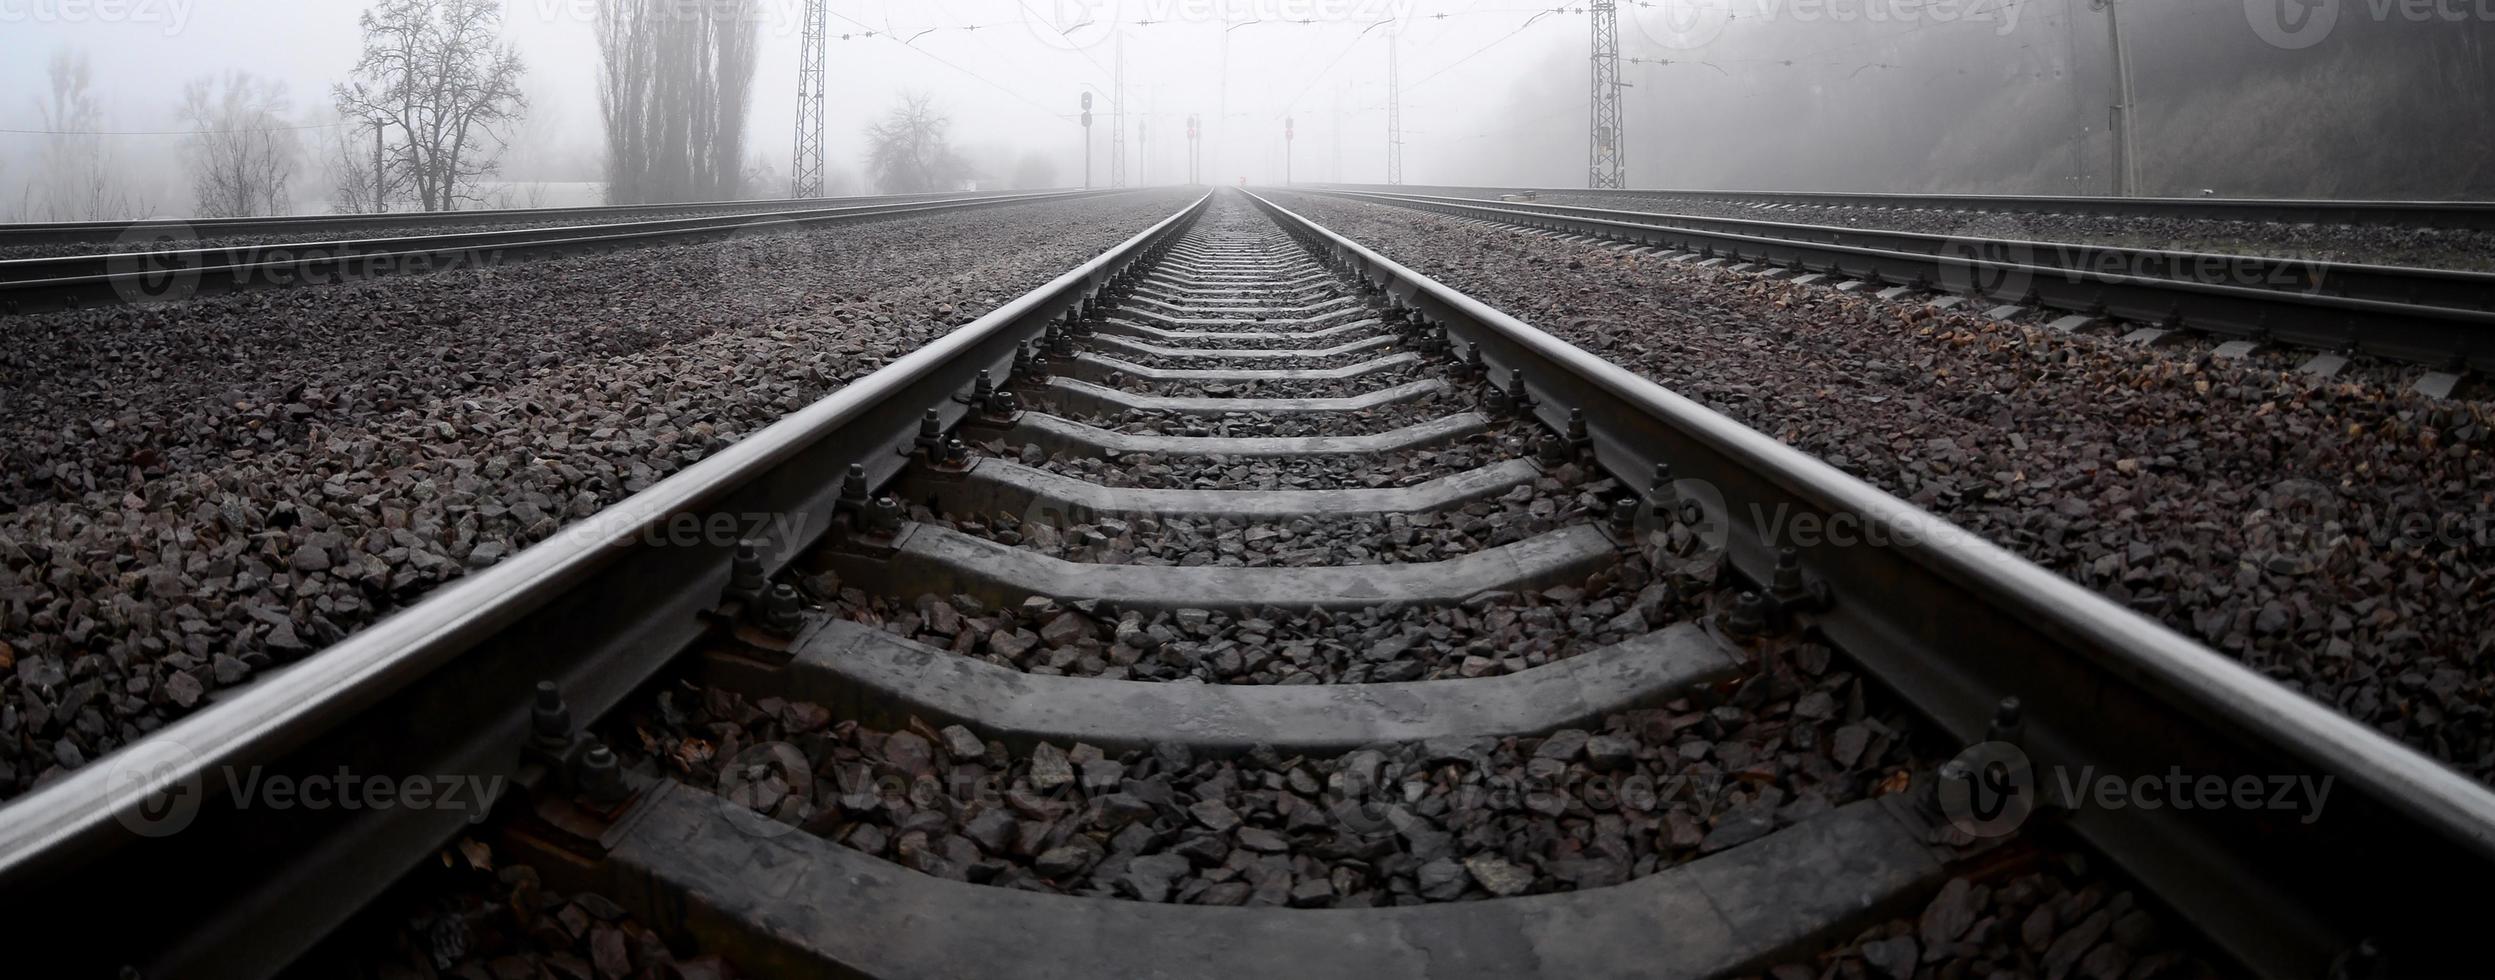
[1187,113,1202,185]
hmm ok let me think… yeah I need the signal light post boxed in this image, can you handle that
[1080,91,1094,189]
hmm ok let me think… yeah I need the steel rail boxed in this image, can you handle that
[1343,189,2495,314]
[1311,182,2495,232]
[1306,188,2495,371]
[1244,188,2495,979]
[0,190,1113,314]
[0,193,1211,980]
[0,188,1028,249]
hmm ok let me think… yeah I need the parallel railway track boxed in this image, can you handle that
[0,189,1107,315]
[1304,189,2495,375]
[0,188,1015,249]
[1317,183,2495,233]
[4,189,2492,978]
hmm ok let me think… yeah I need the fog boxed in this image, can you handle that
[1,0,2488,220]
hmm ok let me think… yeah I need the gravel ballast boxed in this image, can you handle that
[1270,191,2495,785]
[0,190,1198,799]
[1743,855,2222,980]
[303,839,733,980]
[614,636,1933,908]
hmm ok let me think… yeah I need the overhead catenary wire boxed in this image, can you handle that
[824,3,1093,126]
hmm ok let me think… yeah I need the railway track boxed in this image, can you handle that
[1318,183,2495,233]
[1305,189,2495,381]
[0,188,1011,250]
[0,189,1104,315]
[5,189,2493,978]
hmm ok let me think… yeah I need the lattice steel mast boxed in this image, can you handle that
[1385,28,1404,185]
[1110,32,1129,188]
[1588,0,1625,188]
[792,0,828,198]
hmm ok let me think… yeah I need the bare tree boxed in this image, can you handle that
[31,48,136,221]
[865,93,969,194]
[597,0,760,204]
[179,72,298,217]
[332,0,528,212]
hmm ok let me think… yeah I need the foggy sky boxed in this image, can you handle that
[2,0,1569,210]
[3,0,2489,216]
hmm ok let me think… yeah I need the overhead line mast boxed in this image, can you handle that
[1110,32,1129,188]
[792,0,828,198]
[1386,26,1404,185]
[1589,0,1625,189]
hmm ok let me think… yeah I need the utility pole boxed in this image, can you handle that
[1081,91,1094,189]
[1386,28,1404,185]
[2061,0,2088,192]
[1188,113,1202,184]
[792,0,827,198]
[1589,0,1626,188]
[2093,0,2139,196]
[372,123,387,212]
[1110,32,1129,189]
[1140,117,1150,186]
